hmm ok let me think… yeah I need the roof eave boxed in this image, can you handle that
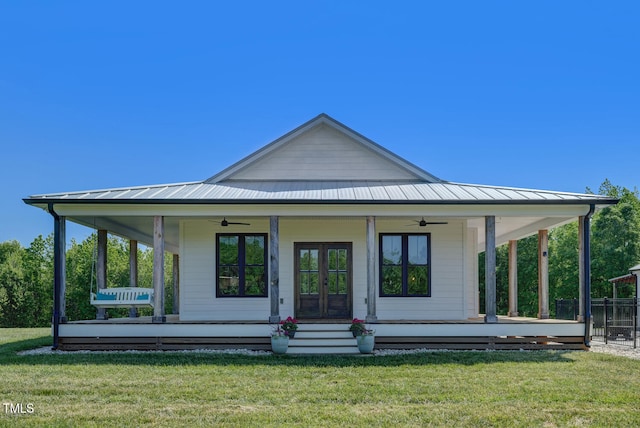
[23,197,620,206]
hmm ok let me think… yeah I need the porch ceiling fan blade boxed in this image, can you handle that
[406,217,449,227]
[209,217,251,226]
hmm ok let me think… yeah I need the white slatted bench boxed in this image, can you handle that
[90,287,154,309]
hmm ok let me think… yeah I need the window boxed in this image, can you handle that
[379,233,430,297]
[217,234,267,297]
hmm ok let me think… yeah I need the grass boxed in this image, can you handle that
[1,329,640,427]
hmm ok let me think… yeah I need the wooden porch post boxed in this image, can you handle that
[508,240,518,317]
[484,216,498,323]
[269,216,280,324]
[538,229,550,319]
[129,240,138,318]
[96,229,108,320]
[172,254,180,315]
[152,216,166,323]
[366,216,378,322]
[577,216,585,322]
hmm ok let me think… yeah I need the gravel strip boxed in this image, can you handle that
[17,343,640,359]
[588,341,640,360]
[17,347,271,356]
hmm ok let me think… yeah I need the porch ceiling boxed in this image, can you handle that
[71,215,181,253]
[468,215,576,250]
[63,212,573,254]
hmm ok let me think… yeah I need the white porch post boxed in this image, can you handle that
[578,216,585,322]
[366,216,377,322]
[269,216,280,324]
[152,216,166,323]
[129,240,138,318]
[96,229,108,320]
[172,254,180,315]
[538,229,550,319]
[484,216,498,323]
[508,240,518,317]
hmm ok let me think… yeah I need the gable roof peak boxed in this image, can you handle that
[206,114,442,184]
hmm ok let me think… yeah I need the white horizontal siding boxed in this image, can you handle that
[179,217,470,322]
[465,226,480,318]
[375,220,466,320]
[180,220,271,321]
[230,124,417,181]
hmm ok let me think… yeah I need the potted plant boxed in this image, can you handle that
[349,318,366,337]
[357,328,375,354]
[280,316,299,338]
[271,325,289,354]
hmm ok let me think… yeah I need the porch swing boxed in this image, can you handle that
[88,235,155,309]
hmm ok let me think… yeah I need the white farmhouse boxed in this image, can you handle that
[24,114,617,352]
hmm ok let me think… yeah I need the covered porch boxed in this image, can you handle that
[43,207,596,352]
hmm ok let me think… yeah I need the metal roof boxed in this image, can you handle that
[24,180,616,205]
[22,114,618,208]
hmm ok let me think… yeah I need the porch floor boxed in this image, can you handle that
[65,315,578,325]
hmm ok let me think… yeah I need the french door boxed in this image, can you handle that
[294,243,352,319]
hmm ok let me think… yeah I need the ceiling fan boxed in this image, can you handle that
[210,217,251,227]
[406,217,448,227]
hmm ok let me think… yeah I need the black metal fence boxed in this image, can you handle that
[555,298,579,320]
[555,298,638,347]
[591,298,638,347]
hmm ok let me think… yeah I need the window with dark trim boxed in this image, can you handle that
[216,233,267,297]
[379,233,431,297]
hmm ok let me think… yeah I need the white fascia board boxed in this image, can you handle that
[51,202,596,219]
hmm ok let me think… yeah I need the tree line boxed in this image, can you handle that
[0,234,175,327]
[1,180,639,327]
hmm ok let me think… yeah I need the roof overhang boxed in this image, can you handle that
[25,199,614,254]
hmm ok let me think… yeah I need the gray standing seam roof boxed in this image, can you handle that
[25,180,616,205]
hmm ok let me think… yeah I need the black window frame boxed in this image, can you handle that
[379,233,431,297]
[216,233,268,298]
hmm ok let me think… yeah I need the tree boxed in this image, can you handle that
[65,235,98,321]
[0,237,54,327]
[0,248,29,326]
[23,235,54,326]
[591,182,640,297]
[549,222,579,302]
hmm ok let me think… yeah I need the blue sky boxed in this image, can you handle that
[1,1,639,245]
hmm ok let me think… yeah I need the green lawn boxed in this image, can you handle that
[1,329,639,427]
